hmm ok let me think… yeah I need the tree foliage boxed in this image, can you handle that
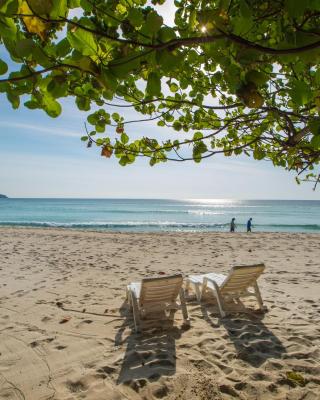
[0,0,320,186]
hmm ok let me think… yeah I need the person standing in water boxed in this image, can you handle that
[230,217,236,232]
[247,217,253,232]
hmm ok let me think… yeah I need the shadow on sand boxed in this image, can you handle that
[200,299,286,368]
[115,302,187,390]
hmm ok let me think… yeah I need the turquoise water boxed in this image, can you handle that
[0,199,319,233]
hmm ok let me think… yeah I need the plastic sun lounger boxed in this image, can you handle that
[185,264,266,317]
[126,274,190,332]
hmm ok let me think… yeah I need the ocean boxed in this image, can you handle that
[0,198,319,233]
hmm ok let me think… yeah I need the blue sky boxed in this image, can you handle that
[1,96,319,199]
[0,4,319,200]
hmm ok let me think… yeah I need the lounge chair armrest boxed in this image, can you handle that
[203,276,221,291]
[202,277,226,317]
[129,289,141,333]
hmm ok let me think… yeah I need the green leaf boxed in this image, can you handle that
[24,100,38,109]
[145,11,163,34]
[116,3,126,14]
[87,113,98,125]
[67,28,98,56]
[193,140,207,162]
[127,8,144,27]
[50,0,67,18]
[16,39,35,58]
[112,112,120,122]
[43,96,62,117]
[245,70,268,86]
[4,0,19,15]
[7,91,19,109]
[311,135,320,149]
[173,121,182,131]
[47,77,68,98]
[165,114,174,122]
[146,72,161,97]
[68,0,80,8]
[81,136,88,141]
[0,16,17,38]
[193,156,201,163]
[158,27,176,42]
[0,59,8,75]
[78,56,96,72]
[253,148,266,160]
[27,0,54,15]
[149,157,156,166]
[75,96,90,111]
[95,122,105,133]
[56,38,71,57]
[197,10,216,27]
[290,80,312,106]
[193,131,203,140]
[315,68,320,85]
[309,0,320,11]
[285,0,308,18]
[80,0,92,12]
[156,50,183,73]
[189,10,198,30]
[119,156,129,166]
[99,68,118,92]
[239,0,252,19]
[233,15,251,35]
[109,52,142,78]
[169,82,179,92]
[308,119,320,135]
[121,132,129,144]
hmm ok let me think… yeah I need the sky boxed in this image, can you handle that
[1,97,319,200]
[0,4,319,200]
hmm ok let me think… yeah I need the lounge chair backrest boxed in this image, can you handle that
[220,264,265,293]
[139,274,183,306]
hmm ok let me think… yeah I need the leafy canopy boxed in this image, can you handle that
[0,0,320,187]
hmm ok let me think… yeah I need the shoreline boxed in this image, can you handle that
[1,227,319,399]
[0,224,319,234]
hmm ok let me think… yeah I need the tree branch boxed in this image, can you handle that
[16,13,320,55]
[0,63,96,83]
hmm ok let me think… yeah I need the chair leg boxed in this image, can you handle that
[253,282,264,310]
[194,283,202,302]
[185,279,190,296]
[214,289,226,318]
[200,279,208,301]
[126,287,131,305]
[131,291,141,333]
[179,288,190,325]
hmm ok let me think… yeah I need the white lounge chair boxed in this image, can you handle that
[185,264,266,317]
[126,274,190,332]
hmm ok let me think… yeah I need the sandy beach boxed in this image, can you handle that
[0,227,319,399]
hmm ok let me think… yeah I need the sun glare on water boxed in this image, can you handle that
[185,199,239,204]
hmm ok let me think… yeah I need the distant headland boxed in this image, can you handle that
[0,194,8,198]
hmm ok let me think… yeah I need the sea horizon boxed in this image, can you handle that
[0,198,319,233]
[2,196,320,201]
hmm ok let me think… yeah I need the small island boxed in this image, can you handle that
[0,194,8,198]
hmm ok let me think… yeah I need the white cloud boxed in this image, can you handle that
[0,121,80,137]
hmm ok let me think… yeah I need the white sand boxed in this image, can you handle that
[0,227,319,399]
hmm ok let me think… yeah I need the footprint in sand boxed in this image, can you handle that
[55,345,67,350]
[66,380,87,393]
